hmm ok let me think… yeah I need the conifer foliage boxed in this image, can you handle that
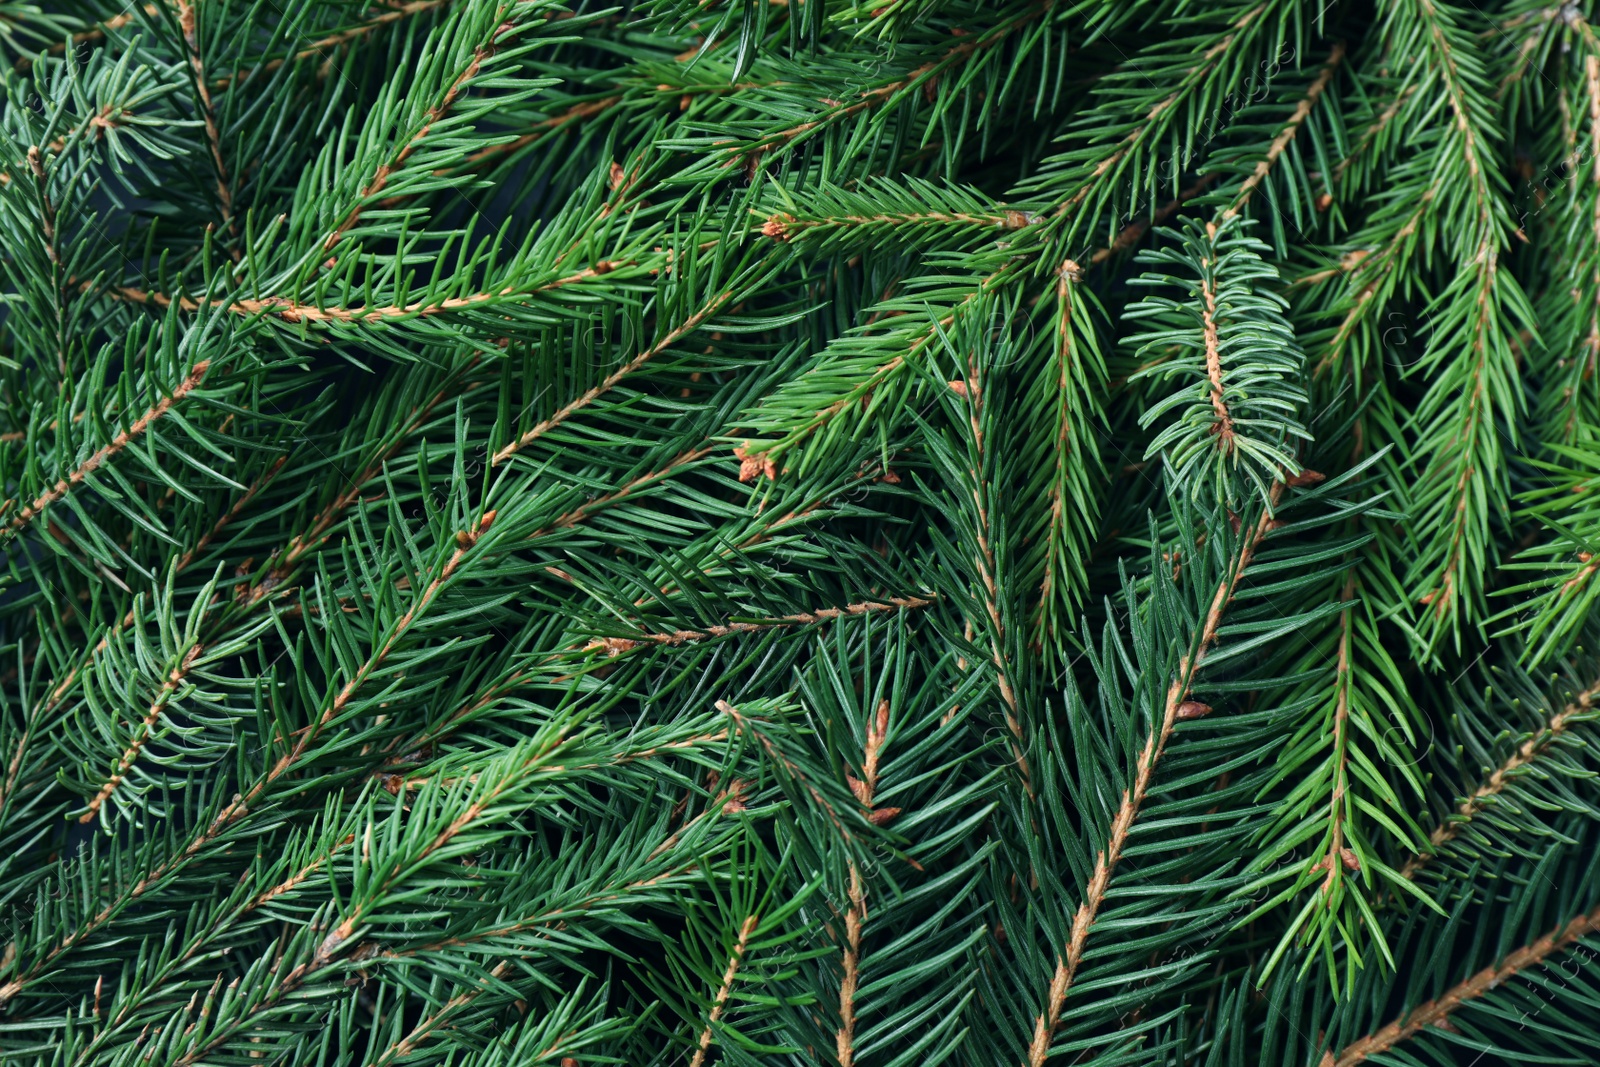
[4,0,1600,1064]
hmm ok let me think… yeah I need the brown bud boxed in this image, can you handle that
[868,806,902,826]
[585,637,638,658]
[947,380,969,398]
[846,773,871,805]
[455,530,473,549]
[1175,701,1213,721]
[1287,469,1326,488]
[732,444,775,483]
[1340,847,1361,871]
[762,213,795,241]
[479,509,497,533]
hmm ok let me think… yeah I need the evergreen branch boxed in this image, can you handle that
[1028,259,1106,653]
[373,959,514,1066]
[1399,673,1600,881]
[1574,51,1600,441]
[953,364,1030,792]
[524,444,715,540]
[1200,248,1236,448]
[1224,41,1346,216]
[742,0,1054,158]
[492,287,734,466]
[373,859,712,961]
[76,642,202,824]
[1030,0,1286,247]
[60,828,360,1066]
[1025,483,1283,1066]
[174,0,233,236]
[212,0,457,88]
[30,362,467,747]
[1086,174,1217,266]
[738,268,1003,465]
[97,259,621,324]
[600,595,933,649]
[1402,0,1501,245]
[378,730,732,794]
[451,93,624,171]
[1126,215,1309,507]
[22,144,66,378]
[318,4,521,256]
[1322,85,1415,203]
[0,358,211,539]
[718,699,857,844]
[10,7,154,73]
[1323,898,1600,1066]
[690,913,758,1067]
[1318,577,1358,891]
[0,505,500,1005]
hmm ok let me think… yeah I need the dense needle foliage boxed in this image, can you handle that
[3,0,1600,1064]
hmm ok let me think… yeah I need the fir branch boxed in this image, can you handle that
[76,642,202,824]
[0,505,500,1005]
[452,93,624,171]
[690,913,758,1067]
[212,0,458,88]
[739,0,1055,159]
[952,362,1031,792]
[0,358,211,540]
[601,595,933,649]
[174,0,233,237]
[97,259,621,324]
[1319,577,1358,891]
[1224,41,1346,216]
[491,286,735,466]
[1399,673,1600,881]
[319,6,515,256]
[1025,483,1283,1066]
[1323,899,1600,1066]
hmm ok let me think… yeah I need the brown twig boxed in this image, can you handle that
[1199,237,1236,454]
